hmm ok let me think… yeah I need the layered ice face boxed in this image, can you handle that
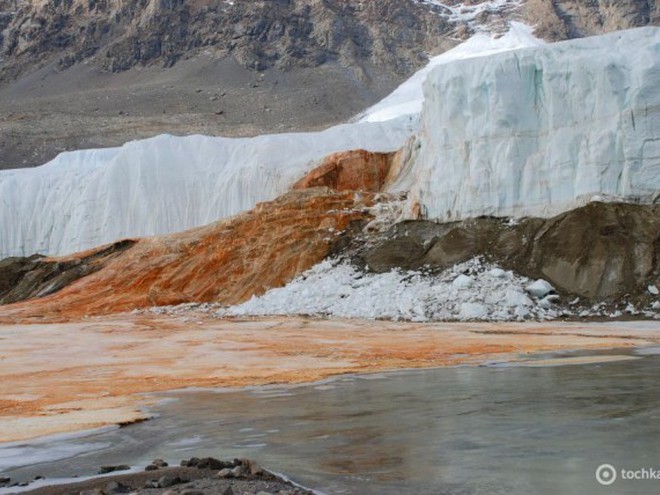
[358,21,544,123]
[395,27,660,220]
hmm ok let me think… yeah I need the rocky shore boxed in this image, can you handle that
[2,457,312,495]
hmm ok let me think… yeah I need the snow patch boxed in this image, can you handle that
[419,0,522,32]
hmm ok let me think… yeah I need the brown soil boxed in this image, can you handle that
[0,57,399,170]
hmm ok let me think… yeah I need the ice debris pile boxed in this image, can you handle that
[142,259,660,322]
[218,258,562,322]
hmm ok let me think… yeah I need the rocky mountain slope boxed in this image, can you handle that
[1,0,653,80]
[0,0,657,169]
[0,0,453,80]
[525,0,659,40]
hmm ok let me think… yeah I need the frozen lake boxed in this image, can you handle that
[3,348,660,494]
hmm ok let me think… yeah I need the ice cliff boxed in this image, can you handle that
[393,27,660,220]
[0,121,414,258]
[0,22,539,259]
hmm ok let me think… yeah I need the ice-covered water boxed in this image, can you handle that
[3,351,660,495]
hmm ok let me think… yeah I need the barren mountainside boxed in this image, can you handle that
[1,0,656,79]
[526,0,658,40]
[0,0,460,81]
[0,0,657,169]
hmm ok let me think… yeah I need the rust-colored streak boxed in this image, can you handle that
[0,189,374,322]
[293,149,395,192]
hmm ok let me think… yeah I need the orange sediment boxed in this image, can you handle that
[1,314,659,443]
[0,189,374,323]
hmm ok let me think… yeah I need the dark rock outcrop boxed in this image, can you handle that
[2,0,656,82]
[351,202,660,301]
[17,458,310,495]
[0,239,136,305]
[0,0,455,82]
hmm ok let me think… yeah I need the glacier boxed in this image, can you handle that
[0,120,414,258]
[392,27,660,220]
[0,21,540,259]
[2,25,657,259]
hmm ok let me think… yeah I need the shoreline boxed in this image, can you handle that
[2,314,660,444]
[1,457,317,495]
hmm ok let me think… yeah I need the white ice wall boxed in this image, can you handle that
[0,120,415,258]
[393,27,660,221]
